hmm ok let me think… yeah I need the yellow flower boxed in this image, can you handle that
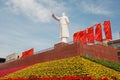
[4,56,120,80]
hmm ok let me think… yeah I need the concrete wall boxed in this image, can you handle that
[81,43,119,62]
[0,42,119,71]
[0,42,79,70]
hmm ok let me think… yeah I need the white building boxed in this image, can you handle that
[6,53,21,62]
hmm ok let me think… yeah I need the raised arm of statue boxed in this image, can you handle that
[52,13,60,21]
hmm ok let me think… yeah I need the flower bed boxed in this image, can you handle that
[3,56,120,79]
[0,65,28,77]
[2,76,109,80]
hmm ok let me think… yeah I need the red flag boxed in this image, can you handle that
[73,30,87,44]
[22,48,34,58]
[73,32,79,42]
[104,20,112,40]
[87,27,94,43]
[95,24,102,42]
[78,30,87,44]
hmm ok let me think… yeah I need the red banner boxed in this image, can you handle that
[87,27,94,43]
[73,31,80,42]
[95,24,102,42]
[104,20,112,40]
[22,48,34,58]
[78,30,87,44]
[73,30,87,44]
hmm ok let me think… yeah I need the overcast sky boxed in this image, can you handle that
[0,0,120,58]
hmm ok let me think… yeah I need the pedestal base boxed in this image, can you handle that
[61,37,67,43]
[54,42,69,49]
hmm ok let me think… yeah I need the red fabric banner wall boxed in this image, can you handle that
[104,20,112,40]
[87,27,94,43]
[22,48,34,58]
[95,24,102,42]
[73,30,87,44]
[78,30,87,44]
[73,32,79,42]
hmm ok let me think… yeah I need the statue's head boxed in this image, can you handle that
[62,12,66,16]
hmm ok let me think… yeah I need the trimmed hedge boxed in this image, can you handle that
[82,56,120,72]
[3,56,120,80]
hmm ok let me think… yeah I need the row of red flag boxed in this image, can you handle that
[73,20,112,44]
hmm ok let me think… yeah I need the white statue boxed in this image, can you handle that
[52,12,70,43]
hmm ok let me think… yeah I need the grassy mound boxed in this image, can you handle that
[82,56,120,72]
[3,56,120,79]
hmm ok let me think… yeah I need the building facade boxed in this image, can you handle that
[6,53,21,62]
[108,39,120,59]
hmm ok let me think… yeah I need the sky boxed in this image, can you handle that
[0,0,120,58]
